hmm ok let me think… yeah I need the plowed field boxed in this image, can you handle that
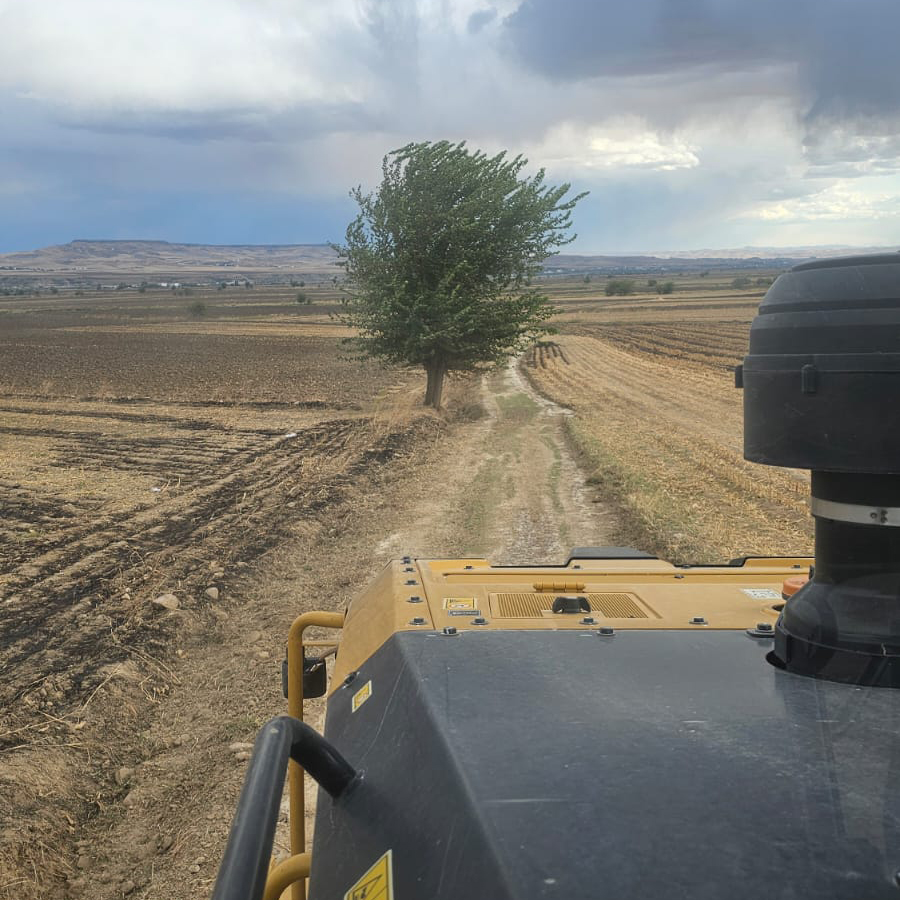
[0,288,429,897]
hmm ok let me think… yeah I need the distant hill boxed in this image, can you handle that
[1,239,897,285]
[650,244,900,260]
[0,240,341,277]
[544,253,797,275]
[545,245,900,275]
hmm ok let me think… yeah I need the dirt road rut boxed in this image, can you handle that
[378,358,617,565]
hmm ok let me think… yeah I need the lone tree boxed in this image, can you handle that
[337,141,586,408]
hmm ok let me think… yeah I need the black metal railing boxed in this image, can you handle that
[211,715,357,900]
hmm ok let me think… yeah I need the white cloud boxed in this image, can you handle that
[804,125,900,178]
[523,120,699,174]
[0,1,371,113]
[745,181,900,222]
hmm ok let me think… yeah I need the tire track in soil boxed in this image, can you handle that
[0,417,381,741]
[0,421,354,578]
[0,399,438,900]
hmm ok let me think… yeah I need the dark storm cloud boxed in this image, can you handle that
[56,102,377,144]
[504,0,900,121]
[359,0,422,100]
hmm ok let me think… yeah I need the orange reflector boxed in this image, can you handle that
[782,575,809,600]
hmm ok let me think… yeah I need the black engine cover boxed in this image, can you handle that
[309,630,900,899]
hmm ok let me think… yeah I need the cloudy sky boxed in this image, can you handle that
[2,0,900,253]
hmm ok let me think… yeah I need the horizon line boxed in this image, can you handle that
[2,238,898,259]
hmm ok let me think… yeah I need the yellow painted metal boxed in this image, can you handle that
[263,853,311,900]
[286,611,344,900]
[533,581,586,591]
[329,556,813,686]
[328,562,435,692]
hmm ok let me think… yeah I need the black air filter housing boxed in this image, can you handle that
[742,253,900,471]
[740,253,900,686]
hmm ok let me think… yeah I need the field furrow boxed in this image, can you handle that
[0,413,416,737]
[528,330,813,562]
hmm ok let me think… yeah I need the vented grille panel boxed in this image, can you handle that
[493,592,653,618]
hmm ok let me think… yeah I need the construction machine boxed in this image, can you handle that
[211,254,900,899]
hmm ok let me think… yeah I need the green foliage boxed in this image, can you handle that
[605,278,635,296]
[755,276,774,287]
[731,276,752,289]
[187,299,207,317]
[647,278,657,287]
[336,140,586,407]
[583,274,591,283]
[296,291,311,304]
[658,281,675,295]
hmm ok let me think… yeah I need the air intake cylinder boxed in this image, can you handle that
[739,254,900,686]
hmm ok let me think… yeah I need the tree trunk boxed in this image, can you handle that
[423,358,447,409]
[424,363,436,407]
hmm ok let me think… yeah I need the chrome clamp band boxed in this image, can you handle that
[811,497,900,527]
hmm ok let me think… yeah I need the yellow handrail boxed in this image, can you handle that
[286,611,344,900]
[264,853,311,900]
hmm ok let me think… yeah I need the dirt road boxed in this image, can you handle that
[378,359,617,564]
[61,359,615,900]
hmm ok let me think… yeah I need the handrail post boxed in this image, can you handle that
[286,611,344,900]
[263,854,311,900]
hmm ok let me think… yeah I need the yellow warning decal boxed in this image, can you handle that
[345,849,393,900]
[351,680,372,713]
[443,596,477,611]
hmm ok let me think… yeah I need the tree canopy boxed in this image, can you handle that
[336,141,586,408]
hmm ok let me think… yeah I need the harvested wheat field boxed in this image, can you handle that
[527,282,814,564]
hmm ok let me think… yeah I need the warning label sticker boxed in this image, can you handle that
[444,597,477,611]
[345,849,393,900]
[351,680,372,713]
[741,588,782,601]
